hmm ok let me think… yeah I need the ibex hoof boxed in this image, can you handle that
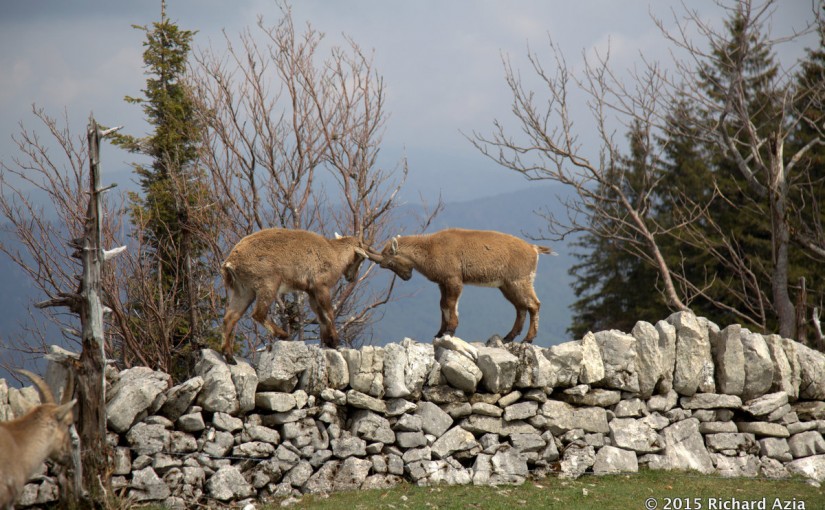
[522,337,535,344]
[502,335,516,343]
[223,352,237,365]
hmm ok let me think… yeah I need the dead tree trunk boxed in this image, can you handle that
[37,116,124,506]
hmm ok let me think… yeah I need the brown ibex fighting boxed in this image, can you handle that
[221,228,369,363]
[0,369,76,509]
[366,228,555,343]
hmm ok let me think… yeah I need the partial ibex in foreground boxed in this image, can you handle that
[0,369,76,509]
[366,228,555,343]
[221,228,369,363]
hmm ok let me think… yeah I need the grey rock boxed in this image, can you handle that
[346,389,387,414]
[113,446,132,476]
[350,410,396,444]
[788,430,825,458]
[736,422,790,438]
[614,398,646,417]
[422,385,468,404]
[743,391,788,417]
[333,457,373,491]
[540,400,609,434]
[698,421,738,434]
[195,350,240,414]
[656,320,678,394]
[383,339,435,399]
[439,349,483,392]
[593,445,639,475]
[511,432,546,453]
[786,455,825,482]
[257,342,311,392]
[593,330,639,392]
[560,444,596,479]
[680,393,742,410]
[633,321,664,398]
[342,346,385,397]
[459,415,539,437]
[498,390,522,407]
[386,398,417,417]
[705,433,759,455]
[130,467,171,502]
[741,333,775,400]
[212,412,243,432]
[256,392,297,412]
[759,438,792,462]
[710,324,745,396]
[476,347,519,394]
[609,418,663,453]
[126,422,170,455]
[668,311,711,397]
[544,340,582,387]
[563,388,621,407]
[431,426,479,459]
[177,412,205,433]
[394,413,424,432]
[228,358,258,413]
[232,441,276,458]
[660,418,714,474]
[107,366,171,433]
[205,466,256,501]
[325,349,350,390]
[713,454,759,478]
[283,460,313,488]
[362,474,403,491]
[765,335,799,400]
[648,390,679,413]
[442,402,473,418]
[331,435,367,458]
[505,343,554,388]
[159,376,203,421]
[793,401,825,421]
[415,401,453,437]
[797,343,825,400]
[579,332,605,385]
[471,402,502,417]
[761,456,791,479]
[503,401,539,421]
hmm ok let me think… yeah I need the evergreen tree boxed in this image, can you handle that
[113,2,213,368]
[568,121,668,337]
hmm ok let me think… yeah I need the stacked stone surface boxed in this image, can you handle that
[4,311,825,508]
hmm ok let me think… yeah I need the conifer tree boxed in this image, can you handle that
[113,2,213,366]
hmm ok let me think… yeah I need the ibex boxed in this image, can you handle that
[221,228,368,363]
[366,228,555,343]
[0,369,76,509]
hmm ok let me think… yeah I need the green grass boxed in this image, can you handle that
[261,470,825,510]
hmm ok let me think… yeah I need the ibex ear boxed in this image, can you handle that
[391,237,399,255]
[334,232,343,240]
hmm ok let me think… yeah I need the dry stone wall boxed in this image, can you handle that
[5,311,825,508]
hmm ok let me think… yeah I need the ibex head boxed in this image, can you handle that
[366,235,414,281]
[16,369,76,464]
[335,232,369,282]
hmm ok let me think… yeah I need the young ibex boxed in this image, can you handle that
[0,369,76,509]
[221,228,368,363]
[366,228,555,343]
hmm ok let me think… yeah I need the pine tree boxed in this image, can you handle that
[113,2,213,367]
[568,121,668,337]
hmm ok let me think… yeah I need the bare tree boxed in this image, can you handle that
[472,0,821,339]
[189,4,436,351]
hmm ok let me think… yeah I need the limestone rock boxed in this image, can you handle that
[342,346,385,397]
[439,349,483,392]
[206,465,255,501]
[159,376,203,422]
[544,341,582,387]
[325,349,350,390]
[415,401,453,437]
[668,312,711,397]
[593,445,639,475]
[257,342,311,392]
[431,426,479,459]
[788,430,825,458]
[609,418,663,453]
[679,394,742,410]
[786,455,825,482]
[656,320,677,394]
[107,366,171,433]
[434,335,478,361]
[710,324,745,396]
[633,321,664,399]
[579,332,605,385]
[765,335,799,400]
[476,347,518,394]
[743,392,788,417]
[660,418,714,474]
[383,339,435,399]
[350,410,395,444]
[593,330,639,392]
[228,358,258,413]
[195,349,240,414]
[741,332,775,401]
[505,343,554,388]
[797,343,825,400]
[130,467,171,502]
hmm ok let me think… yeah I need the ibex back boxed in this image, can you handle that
[366,228,555,343]
[221,228,368,363]
[0,369,76,509]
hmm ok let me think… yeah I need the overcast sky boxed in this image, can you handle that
[1,0,817,204]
